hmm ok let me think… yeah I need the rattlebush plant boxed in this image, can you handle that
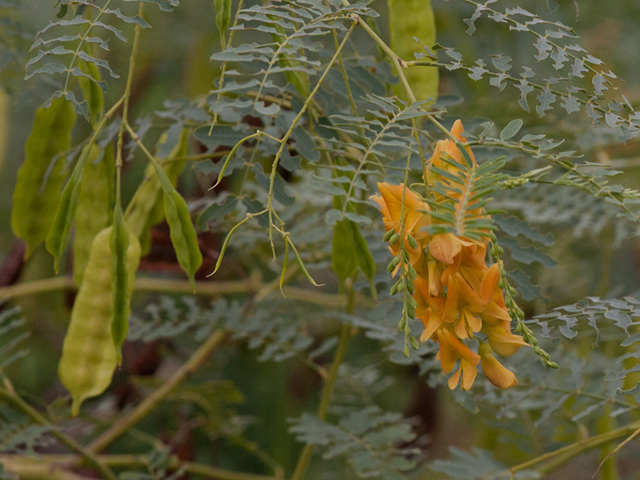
[0,0,639,479]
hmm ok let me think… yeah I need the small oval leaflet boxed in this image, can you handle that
[499,119,523,141]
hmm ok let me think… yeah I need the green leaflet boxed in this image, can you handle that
[272,25,310,98]
[11,97,77,257]
[78,59,104,124]
[126,130,187,251]
[111,203,130,365]
[73,144,114,285]
[331,219,377,298]
[214,0,232,47]
[149,157,203,290]
[46,143,91,273]
[388,0,438,101]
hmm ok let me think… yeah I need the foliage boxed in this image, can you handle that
[1,0,640,480]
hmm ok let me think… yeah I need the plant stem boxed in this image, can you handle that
[290,281,356,480]
[0,276,371,308]
[502,420,640,478]
[0,388,118,480]
[87,330,225,453]
[0,454,280,480]
[115,2,143,170]
[266,24,355,256]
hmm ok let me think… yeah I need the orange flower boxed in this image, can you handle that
[484,322,527,357]
[426,120,476,184]
[414,276,445,341]
[440,241,487,288]
[477,264,512,326]
[479,342,518,389]
[429,233,479,265]
[436,328,480,391]
[442,273,485,340]
[371,182,430,268]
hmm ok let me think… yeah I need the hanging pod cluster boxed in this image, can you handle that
[11,96,202,414]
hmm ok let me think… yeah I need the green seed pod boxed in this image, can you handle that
[214,0,232,47]
[383,229,395,242]
[58,225,141,417]
[12,98,76,257]
[389,233,400,245]
[126,130,187,251]
[46,144,93,273]
[78,59,104,125]
[147,154,202,290]
[111,205,131,365]
[388,0,438,101]
[407,279,414,294]
[74,144,115,285]
[407,235,418,249]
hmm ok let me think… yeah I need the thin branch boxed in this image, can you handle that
[87,330,226,453]
[0,454,280,480]
[497,420,640,479]
[0,388,118,480]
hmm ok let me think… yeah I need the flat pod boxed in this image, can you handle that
[58,225,140,416]
[11,97,76,256]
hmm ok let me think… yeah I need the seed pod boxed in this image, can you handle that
[73,144,114,285]
[126,130,187,251]
[149,157,202,291]
[388,0,438,101]
[214,0,232,47]
[78,58,104,124]
[111,205,130,365]
[58,225,140,416]
[46,144,92,273]
[12,98,76,257]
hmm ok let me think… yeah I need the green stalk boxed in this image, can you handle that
[290,282,356,480]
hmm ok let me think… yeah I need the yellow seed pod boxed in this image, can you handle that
[58,225,141,416]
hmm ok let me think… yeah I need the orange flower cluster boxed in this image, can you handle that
[371,121,526,390]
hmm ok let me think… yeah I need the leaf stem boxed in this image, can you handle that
[290,281,355,480]
[266,23,356,257]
